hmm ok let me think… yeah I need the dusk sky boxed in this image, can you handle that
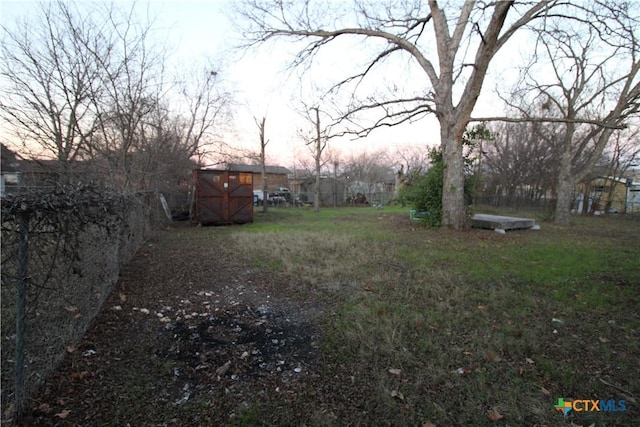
[1,1,522,166]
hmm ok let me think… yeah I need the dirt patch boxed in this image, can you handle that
[156,303,320,384]
[22,225,324,426]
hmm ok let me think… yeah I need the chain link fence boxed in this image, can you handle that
[1,184,162,423]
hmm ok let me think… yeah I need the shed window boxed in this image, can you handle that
[239,173,252,185]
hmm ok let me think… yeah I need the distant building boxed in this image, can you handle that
[225,163,291,193]
[575,175,640,214]
[291,176,346,206]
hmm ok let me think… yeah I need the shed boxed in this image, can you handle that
[193,169,254,225]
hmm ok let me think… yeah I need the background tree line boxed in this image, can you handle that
[2,1,640,227]
[1,0,233,203]
[234,0,640,227]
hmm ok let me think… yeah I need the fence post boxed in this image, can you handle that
[14,208,29,424]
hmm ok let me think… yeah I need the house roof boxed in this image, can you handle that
[1,143,23,172]
[226,163,292,175]
[596,175,638,186]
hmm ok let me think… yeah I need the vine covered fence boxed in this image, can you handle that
[1,184,163,423]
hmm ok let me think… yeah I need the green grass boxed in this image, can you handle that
[237,207,639,425]
[161,206,639,425]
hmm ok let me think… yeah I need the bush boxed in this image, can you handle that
[401,147,478,227]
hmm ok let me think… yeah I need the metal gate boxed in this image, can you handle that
[193,169,254,225]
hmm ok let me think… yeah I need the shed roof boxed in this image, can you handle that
[226,163,292,175]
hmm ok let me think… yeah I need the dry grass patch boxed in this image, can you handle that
[230,207,639,426]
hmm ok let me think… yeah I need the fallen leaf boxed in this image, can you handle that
[66,346,76,353]
[65,306,78,313]
[477,304,488,311]
[216,360,231,376]
[485,350,502,362]
[390,390,405,400]
[486,408,504,422]
[388,368,402,376]
[55,410,70,419]
[70,371,91,381]
[540,387,551,396]
[463,351,473,356]
[423,421,436,427]
[525,357,535,364]
[119,292,127,302]
[2,403,15,420]
[363,285,374,291]
[74,313,82,320]
[37,403,51,414]
[599,337,609,343]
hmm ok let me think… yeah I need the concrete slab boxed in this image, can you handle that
[471,214,536,231]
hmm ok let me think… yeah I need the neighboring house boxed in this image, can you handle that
[290,173,397,207]
[1,143,23,197]
[225,163,291,193]
[292,176,346,206]
[575,176,640,214]
[346,176,396,206]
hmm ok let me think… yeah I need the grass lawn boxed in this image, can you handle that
[225,206,639,426]
[22,205,638,426]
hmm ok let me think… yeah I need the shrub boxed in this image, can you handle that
[401,124,492,226]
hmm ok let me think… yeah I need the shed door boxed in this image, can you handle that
[195,170,226,224]
[195,171,253,224]
[227,172,253,223]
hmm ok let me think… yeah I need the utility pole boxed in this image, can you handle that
[313,107,322,212]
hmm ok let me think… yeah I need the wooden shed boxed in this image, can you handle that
[193,169,254,225]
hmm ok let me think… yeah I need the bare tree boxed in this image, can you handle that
[256,116,269,212]
[0,0,165,189]
[309,107,326,212]
[234,0,572,229]
[342,149,394,205]
[0,1,106,170]
[327,149,342,207]
[482,117,561,208]
[175,65,234,163]
[2,1,233,194]
[502,3,640,223]
[393,145,430,178]
[83,3,167,191]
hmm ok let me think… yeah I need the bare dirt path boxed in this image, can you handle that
[27,224,327,426]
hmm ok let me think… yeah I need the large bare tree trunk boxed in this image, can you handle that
[554,145,574,224]
[440,122,467,229]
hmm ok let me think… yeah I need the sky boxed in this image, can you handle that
[0,0,517,168]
